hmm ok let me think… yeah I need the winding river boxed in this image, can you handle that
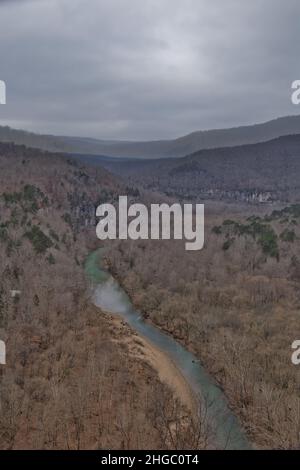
[85,248,250,450]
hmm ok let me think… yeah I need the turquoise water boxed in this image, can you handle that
[85,248,251,450]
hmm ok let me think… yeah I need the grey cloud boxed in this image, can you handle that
[0,0,299,140]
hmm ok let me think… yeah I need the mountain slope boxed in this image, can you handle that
[2,115,300,159]
[100,134,300,203]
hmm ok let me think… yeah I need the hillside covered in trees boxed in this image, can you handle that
[0,143,201,450]
[101,135,300,204]
[105,203,300,449]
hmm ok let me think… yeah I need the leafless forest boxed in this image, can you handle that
[106,203,300,449]
[1,142,300,449]
[0,145,211,449]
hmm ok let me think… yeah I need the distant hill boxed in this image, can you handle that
[2,115,300,159]
[99,134,300,204]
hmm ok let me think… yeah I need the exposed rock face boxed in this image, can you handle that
[187,189,277,204]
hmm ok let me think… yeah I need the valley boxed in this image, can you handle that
[0,143,200,450]
[2,114,300,159]
[1,124,300,449]
[2,0,300,457]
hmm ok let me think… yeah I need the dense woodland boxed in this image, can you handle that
[1,141,300,449]
[106,204,300,449]
[0,144,208,450]
[102,134,300,204]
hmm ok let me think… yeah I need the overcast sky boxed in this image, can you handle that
[0,0,299,140]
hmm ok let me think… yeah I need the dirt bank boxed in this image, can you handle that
[106,313,196,412]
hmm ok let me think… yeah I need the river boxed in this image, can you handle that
[85,248,251,450]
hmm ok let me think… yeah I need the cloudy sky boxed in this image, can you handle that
[0,0,299,140]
